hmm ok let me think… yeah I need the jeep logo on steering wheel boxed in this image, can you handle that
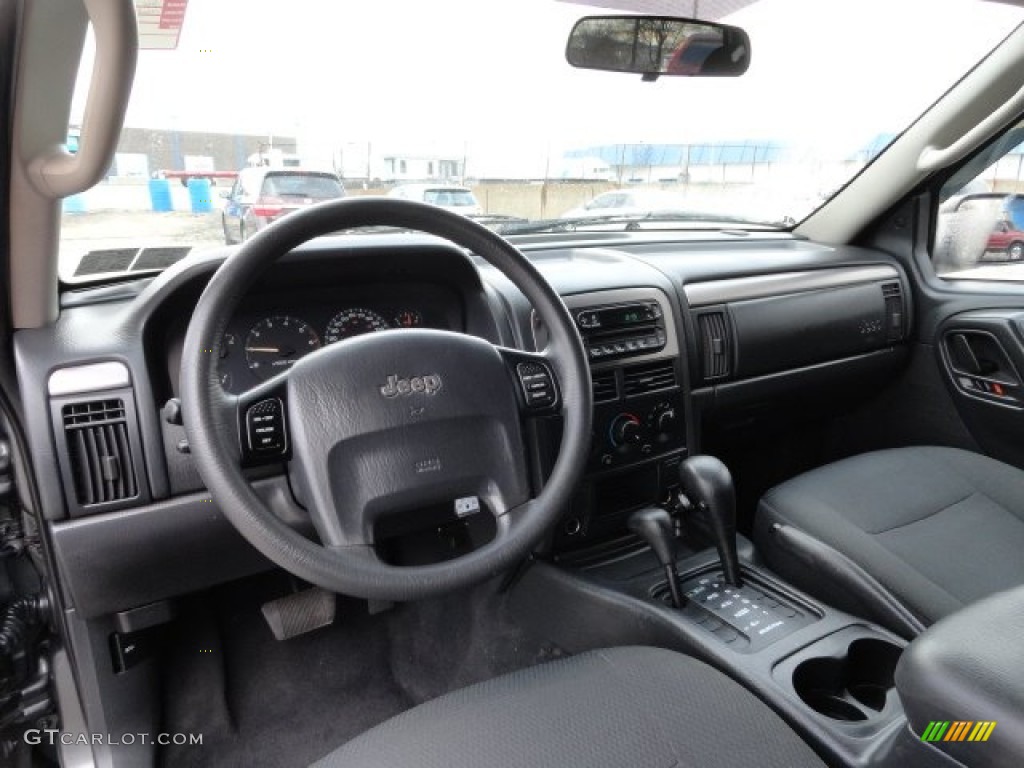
[380,373,443,398]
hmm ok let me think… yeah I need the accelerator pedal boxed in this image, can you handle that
[260,587,336,641]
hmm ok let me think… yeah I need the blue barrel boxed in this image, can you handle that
[148,178,173,212]
[62,193,87,213]
[187,178,213,213]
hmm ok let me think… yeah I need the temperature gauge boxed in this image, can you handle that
[393,309,423,328]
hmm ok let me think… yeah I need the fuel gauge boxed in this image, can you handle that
[219,332,237,359]
[394,309,423,328]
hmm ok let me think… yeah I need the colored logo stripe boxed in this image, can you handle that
[921,721,996,742]
[969,722,997,742]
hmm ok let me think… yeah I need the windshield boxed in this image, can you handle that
[59,0,1024,281]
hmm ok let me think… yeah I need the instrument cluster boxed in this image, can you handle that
[215,300,440,392]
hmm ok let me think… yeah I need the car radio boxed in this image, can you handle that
[574,301,667,361]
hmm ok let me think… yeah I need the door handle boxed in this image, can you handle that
[26,0,138,198]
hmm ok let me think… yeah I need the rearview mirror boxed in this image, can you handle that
[566,16,750,79]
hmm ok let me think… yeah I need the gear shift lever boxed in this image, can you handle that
[627,507,684,608]
[679,455,743,587]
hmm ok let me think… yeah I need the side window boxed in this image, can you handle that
[933,122,1024,279]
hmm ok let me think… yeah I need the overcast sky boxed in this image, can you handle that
[72,0,1024,172]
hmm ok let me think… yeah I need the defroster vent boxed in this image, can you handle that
[62,399,138,506]
[623,360,677,396]
[697,310,732,381]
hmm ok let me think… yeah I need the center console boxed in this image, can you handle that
[515,450,921,768]
[537,287,688,547]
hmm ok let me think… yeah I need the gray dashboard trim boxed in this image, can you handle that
[50,476,306,618]
[684,265,900,307]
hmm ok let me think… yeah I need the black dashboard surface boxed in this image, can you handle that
[13,230,913,618]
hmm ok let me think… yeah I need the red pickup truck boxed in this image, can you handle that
[986,218,1024,260]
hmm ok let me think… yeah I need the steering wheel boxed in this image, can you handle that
[180,198,592,600]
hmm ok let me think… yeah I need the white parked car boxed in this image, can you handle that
[561,189,688,219]
[388,184,483,215]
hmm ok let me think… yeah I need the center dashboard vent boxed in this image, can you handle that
[696,310,732,381]
[591,370,619,402]
[623,360,677,397]
[61,399,139,507]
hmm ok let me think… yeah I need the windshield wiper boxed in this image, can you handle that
[497,211,788,235]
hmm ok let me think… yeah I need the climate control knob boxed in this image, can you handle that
[654,407,677,433]
[610,413,643,446]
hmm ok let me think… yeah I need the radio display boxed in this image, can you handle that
[606,307,650,326]
[576,302,660,331]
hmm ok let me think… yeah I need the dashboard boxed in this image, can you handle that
[16,232,913,619]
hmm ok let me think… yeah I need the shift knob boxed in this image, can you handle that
[679,455,742,587]
[628,507,684,608]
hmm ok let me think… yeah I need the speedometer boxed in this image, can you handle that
[245,316,321,381]
[325,308,389,343]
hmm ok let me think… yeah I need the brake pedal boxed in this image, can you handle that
[260,588,336,640]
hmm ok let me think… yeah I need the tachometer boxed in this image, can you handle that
[245,316,321,381]
[325,308,389,343]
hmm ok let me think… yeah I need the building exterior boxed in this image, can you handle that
[106,127,298,179]
[329,142,465,186]
[564,142,788,184]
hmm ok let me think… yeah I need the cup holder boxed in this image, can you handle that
[792,637,902,721]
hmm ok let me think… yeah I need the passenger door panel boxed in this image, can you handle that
[935,309,1024,466]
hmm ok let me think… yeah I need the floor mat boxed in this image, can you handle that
[159,573,562,767]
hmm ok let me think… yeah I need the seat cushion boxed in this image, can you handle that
[755,446,1024,627]
[311,646,823,768]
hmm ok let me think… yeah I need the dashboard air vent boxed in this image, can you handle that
[623,361,676,397]
[592,370,619,402]
[882,282,905,342]
[697,310,732,380]
[62,399,138,506]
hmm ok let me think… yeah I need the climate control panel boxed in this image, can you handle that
[591,392,685,472]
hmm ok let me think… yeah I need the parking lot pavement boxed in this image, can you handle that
[59,211,225,278]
